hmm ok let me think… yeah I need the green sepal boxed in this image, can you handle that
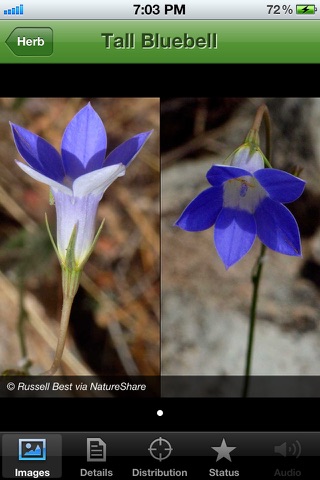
[61,265,82,299]
[245,129,272,168]
[78,218,105,270]
[261,153,272,169]
[49,190,55,205]
[61,224,82,299]
[64,223,78,271]
[244,128,260,148]
[45,213,61,262]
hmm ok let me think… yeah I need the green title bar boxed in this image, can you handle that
[1,20,320,63]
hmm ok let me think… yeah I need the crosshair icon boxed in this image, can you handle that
[148,437,173,461]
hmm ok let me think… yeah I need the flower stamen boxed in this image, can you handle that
[224,176,267,213]
[240,181,248,197]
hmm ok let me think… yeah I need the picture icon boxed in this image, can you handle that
[18,439,46,461]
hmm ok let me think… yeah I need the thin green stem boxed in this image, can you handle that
[17,277,32,373]
[41,268,81,376]
[242,243,266,397]
[42,295,74,376]
[242,103,271,397]
[252,104,271,145]
[17,278,28,360]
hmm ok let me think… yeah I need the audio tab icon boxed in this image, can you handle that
[274,441,302,458]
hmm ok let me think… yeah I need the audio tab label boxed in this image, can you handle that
[274,469,302,477]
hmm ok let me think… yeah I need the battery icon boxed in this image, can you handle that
[296,5,316,14]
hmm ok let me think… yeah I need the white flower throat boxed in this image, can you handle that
[223,175,268,213]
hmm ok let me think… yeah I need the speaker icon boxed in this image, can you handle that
[274,441,301,458]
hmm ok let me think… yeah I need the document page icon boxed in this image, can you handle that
[87,438,106,462]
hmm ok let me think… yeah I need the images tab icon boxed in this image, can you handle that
[3,434,62,478]
[18,439,46,461]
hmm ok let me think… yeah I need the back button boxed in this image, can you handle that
[6,27,53,56]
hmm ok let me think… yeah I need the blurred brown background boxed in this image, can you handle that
[0,97,159,377]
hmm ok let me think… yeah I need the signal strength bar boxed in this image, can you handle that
[4,4,24,15]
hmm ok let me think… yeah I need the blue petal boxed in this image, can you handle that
[255,197,302,256]
[175,186,223,231]
[16,160,72,196]
[61,103,107,179]
[254,169,306,203]
[214,208,256,269]
[104,130,153,168]
[73,164,125,198]
[206,165,251,187]
[10,123,65,182]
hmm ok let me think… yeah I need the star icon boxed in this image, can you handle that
[211,438,236,462]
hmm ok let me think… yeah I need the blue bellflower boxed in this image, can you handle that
[175,145,306,269]
[10,102,153,267]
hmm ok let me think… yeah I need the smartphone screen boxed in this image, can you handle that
[0,1,319,478]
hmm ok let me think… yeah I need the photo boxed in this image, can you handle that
[0,97,159,378]
[161,97,320,396]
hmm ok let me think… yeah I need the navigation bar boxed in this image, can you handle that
[1,20,320,64]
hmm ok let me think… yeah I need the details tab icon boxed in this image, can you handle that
[87,438,107,462]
